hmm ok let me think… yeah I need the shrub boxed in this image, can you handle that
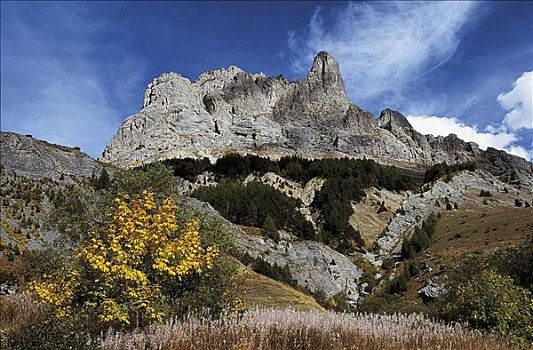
[250,257,294,287]
[5,305,103,350]
[436,269,532,345]
[388,266,410,295]
[45,185,107,245]
[479,190,492,197]
[90,168,111,190]
[358,294,428,315]
[111,163,178,199]
[31,192,219,327]
[381,258,395,271]
[401,213,437,260]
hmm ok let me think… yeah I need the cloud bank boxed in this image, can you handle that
[407,71,533,160]
[406,115,531,159]
[288,1,477,104]
[497,71,533,131]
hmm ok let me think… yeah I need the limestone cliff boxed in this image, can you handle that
[101,52,533,185]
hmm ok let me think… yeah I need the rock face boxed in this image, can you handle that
[102,51,533,184]
[0,132,108,181]
[238,231,363,303]
[179,197,362,302]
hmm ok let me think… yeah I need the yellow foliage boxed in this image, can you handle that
[31,191,219,325]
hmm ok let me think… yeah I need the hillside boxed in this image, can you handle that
[0,132,111,182]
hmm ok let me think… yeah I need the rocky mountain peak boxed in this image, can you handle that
[272,51,350,127]
[377,109,413,131]
[100,51,533,186]
[308,51,345,91]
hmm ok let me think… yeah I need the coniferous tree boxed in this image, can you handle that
[96,168,111,190]
[262,214,279,242]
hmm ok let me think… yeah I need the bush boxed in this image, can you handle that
[381,258,395,271]
[388,266,410,295]
[250,257,294,287]
[357,294,428,315]
[32,192,221,328]
[401,214,437,260]
[479,190,492,197]
[436,269,532,345]
[5,306,103,350]
[111,163,178,199]
[90,168,111,190]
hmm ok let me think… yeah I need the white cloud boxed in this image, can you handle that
[407,115,532,160]
[497,71,533,131]
[288,1,477,104]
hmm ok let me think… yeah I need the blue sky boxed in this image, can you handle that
[1,1,532,159]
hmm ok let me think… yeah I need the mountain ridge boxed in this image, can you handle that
[0,132,109,181]
[99,52,532,186]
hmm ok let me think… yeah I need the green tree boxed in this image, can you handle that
[262,214,279,242]
[437,269,532,344]
[95,168,111,190]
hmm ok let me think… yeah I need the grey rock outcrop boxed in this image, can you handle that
[101,51,533,186]
[1,132,108,181]
[418,278,445,302]
[178,197,362,302]
[238,231,363,302]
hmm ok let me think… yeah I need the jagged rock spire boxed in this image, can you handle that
[308,51,347,94]
[272,51,351,128]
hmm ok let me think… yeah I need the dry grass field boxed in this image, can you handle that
[241,267,323,311]
[429,205,532,258]
[99,308,511,350]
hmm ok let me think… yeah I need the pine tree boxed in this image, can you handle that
[96,168,111,190]
[262,214,279,242]
[247,201,258,226]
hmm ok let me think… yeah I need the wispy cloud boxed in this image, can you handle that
[0,2,144,158]
[287,1,477,107]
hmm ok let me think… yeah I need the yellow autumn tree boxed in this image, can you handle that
[32,191,218,325]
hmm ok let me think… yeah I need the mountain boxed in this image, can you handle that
[0,132,109,181]
[100,51,532,185]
